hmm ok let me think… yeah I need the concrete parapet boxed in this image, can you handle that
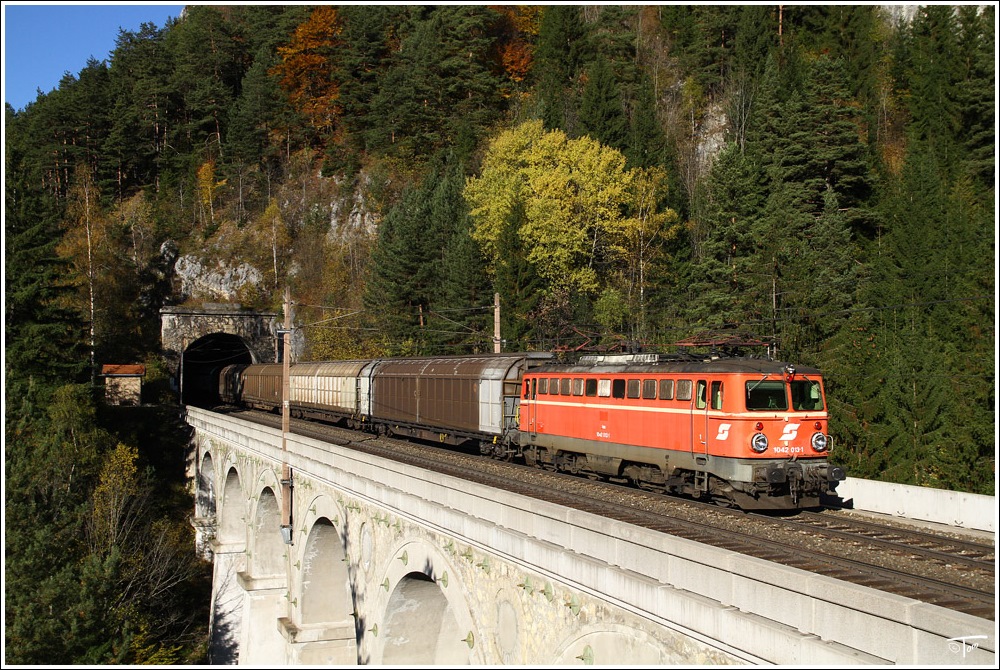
[837,477,995,532]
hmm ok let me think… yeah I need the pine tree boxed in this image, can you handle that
[225,51,285,223]
[106,22,175,198]
[659,5,742,98]
[336,5,408,155]
[364,6,503,158]
[165,5,243,158]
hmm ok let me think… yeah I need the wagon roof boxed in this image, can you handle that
[292,360,371,375]
[374,355,530,380]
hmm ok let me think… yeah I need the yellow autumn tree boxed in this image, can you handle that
[612,165,681,339]
[196,158,227,229]
[252,198,292,290]
[464,119,637,296]
[89,442,141,554]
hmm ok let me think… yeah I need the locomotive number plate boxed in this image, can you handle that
[773,446,805,454]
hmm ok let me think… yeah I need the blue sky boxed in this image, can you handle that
[3,2,186,111]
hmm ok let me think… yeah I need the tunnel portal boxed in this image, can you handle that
[161,304,280,408]
[181,333,254,407]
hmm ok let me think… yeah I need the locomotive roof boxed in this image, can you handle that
[528,354,822,376]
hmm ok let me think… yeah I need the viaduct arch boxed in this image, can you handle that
[198,447,487,665]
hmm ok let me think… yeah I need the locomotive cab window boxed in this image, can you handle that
[538,378,548,395]
[790,380,824,410]
[746,380,788,410]
[711,381,723,410]
[695,380,707,409]
[585,379,598,396]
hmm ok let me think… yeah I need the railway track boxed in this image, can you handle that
[774,509,995,571]
[229,408,995,621]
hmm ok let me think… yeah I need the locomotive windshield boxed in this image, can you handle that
[746,380,787,410]
[790,379,824,410]
[746,379,824,411]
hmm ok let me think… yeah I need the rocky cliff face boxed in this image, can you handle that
[173,255,264,302]
[171,165,383,305]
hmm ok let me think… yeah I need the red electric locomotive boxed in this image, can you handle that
[518,353,845,509]
[220,350,845,510]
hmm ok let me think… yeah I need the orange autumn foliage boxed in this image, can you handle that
[272,5,343,135]
[489,5,540,86]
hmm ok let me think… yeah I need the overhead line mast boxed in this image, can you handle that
[279,286,294,544]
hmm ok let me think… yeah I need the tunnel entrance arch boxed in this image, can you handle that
[160,304,281,407]
[181,333,253,407]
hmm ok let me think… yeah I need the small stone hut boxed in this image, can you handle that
[101,364,146,406]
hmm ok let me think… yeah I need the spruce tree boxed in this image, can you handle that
[907,6,962,176]
[955,5,995,188]
[425,158,492,352]
[686,143,768,334]
[535,5,589,133]
[4,112,88,394]
[492,201,544,351]
[578,57,628,153]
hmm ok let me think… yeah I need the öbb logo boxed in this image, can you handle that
[780,424,800,441]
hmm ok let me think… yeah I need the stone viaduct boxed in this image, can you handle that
[185,407,994,666]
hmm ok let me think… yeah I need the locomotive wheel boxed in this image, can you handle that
[708,476,739,508]
[492,443,513,461]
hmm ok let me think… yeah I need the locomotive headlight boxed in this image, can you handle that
[751,433,769,453]
[811,432,829,452]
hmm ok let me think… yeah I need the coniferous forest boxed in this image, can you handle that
[4,5,995,663]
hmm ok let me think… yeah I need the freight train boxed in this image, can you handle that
[219,352,845,510]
